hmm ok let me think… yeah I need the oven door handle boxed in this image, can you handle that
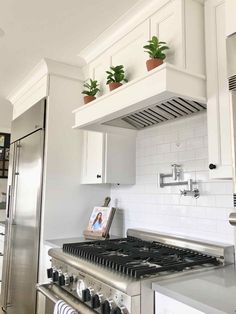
[36,283,96,314]
[37,283,59,304]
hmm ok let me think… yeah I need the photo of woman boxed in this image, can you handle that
[84,206,115,239]
[92,212,103,231]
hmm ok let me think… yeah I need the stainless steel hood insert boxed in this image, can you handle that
[110,97,206,130]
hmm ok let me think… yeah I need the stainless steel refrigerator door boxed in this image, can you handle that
[4,130,44,314]
[1,142,18,310]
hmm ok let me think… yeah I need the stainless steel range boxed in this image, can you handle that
[38,229,234,314]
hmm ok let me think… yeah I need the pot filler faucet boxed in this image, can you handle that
[159,164,200,198]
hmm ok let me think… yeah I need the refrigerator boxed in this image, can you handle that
[227,34,236,231]
[1,99,46,314]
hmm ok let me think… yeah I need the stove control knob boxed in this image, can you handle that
[47,268,53,279]
[91,294,101,309]
[64,273,70,286]
[69,276,74,283]
[52,270,59,282]
[76,280,86,298]
[59,274,65,286]
[112,306,127,314]
[101,300,113,314]
[82,288,91,302]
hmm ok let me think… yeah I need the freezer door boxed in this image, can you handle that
[4,130,44,314]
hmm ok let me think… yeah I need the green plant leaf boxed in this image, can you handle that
[106,65,127,84]
[82,78,100,96]
[159,46,169,51]
[144,36,169,59]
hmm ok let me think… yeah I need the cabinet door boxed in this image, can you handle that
[225,0,236,37]
[155,292,204,314]
[82,131,104,184]
[205,0,232,179]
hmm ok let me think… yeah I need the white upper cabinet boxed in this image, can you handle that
[225,0,236,37]
[205,0,232,179]
[81,131,136,185]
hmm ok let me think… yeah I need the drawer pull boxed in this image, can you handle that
[0,253,4,257]
[0,233,5,236]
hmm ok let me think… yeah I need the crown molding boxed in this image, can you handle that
[78,0,171,64]
[45,58,84,81]
[8,58,84,104]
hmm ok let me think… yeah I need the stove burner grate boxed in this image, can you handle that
[62,237,220,279]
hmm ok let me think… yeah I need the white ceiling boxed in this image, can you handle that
[0,0,138,99]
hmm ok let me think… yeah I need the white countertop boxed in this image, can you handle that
[44,237,89,248]
[152,264,236,314]
[45,235,119,248]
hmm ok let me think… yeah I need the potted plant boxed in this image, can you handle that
[106,65,128,91]
[82,79,100,104]
[143,36,169,71]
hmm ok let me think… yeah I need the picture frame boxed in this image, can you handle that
[83,206,116,240]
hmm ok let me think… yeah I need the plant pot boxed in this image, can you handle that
[109,82,123,91]
[146,58,164,71]
[84,95,96,104]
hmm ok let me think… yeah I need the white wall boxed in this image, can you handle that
[110,112,234,244]
[0,97,12,132]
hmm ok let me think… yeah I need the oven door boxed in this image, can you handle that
[37,283,96,314]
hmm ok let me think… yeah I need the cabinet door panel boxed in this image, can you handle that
[150,0,183,68]
[205,0,232,179]
[82,131,104,184]
[225,0,236,37]
[155,292,204,314]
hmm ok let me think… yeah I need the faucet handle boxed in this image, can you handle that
[180,189,187,196]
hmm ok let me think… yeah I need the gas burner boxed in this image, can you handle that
[62,237,220,279]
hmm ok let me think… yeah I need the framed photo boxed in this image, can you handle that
[83,206,116,239]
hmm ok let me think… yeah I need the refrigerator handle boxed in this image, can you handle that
[6,185,11,219]
[11,143,21,224]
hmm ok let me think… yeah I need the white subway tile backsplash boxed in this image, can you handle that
[157,143,171,154]
[186,136,205,150]
[111,113,234,244]
[215,195,233,208]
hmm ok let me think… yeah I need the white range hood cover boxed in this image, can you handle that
[73,63,206,132]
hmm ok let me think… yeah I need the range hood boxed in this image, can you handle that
[73,63,206,132]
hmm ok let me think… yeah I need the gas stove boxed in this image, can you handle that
[43,229,234,314]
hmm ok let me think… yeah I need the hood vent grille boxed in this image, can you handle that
[121,97,206,130]
[229,75,236,91]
